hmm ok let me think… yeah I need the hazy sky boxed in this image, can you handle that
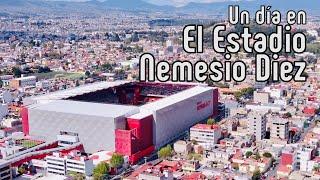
[145,0,228,7]
[47,0,230,7]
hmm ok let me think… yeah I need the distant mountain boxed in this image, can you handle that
[179,0,320,13]
[0,0,319,15]
[103,0,157,9]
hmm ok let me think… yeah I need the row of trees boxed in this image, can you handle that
[245,151,272,159]
[234,87,255,101]
[0,66,51,78]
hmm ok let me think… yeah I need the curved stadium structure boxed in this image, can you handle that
[21,81,219,163]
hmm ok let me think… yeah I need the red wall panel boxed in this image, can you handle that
[115,129,133,156]
[115,114,154,164]
[21,106,29,135]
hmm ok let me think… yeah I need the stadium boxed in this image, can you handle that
[21,81,219,163]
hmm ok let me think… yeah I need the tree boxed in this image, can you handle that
[254,152,261,160]
[263,152,273,158]
[234,87,255,101]
[252,169,261,180]
[18,166,26,174]
[302,71,309,79]
[74,173,85,180]
[75,80,80,87]
[284,112,292,118]
[187,153,202,161]
[85,70,91,77]
[12,67,22,78]
[93,162,109,180]
[207,118,216,125]
[68,172,85,180]
[245,151,253,158]
[191,139,198,145]
[158,145,173,159]
[110,153,124,168]
[100,63,113,72]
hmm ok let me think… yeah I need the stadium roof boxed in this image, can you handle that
[25,80,131,104]
[29,100,139,118]
[141,86,214,110]
[129,85,215,119]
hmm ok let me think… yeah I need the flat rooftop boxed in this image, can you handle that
[29,100,139,118]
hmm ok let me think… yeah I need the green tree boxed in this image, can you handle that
[252,169,261,180]
[12,67,22,78]
[284,112,292,118]
[85,70,91,77]
[313,165,320,172]
[75,80,80,87]
[68,172,85,180]
[110,153,124,168]
[245,151,253,158]
[74,173,85,180]
[302,71,309,79]
[254,152,261,160]
[93,162,109,180]
[158,145,173,159]
[207,118,216,125]
[190,139,198,145]
[235,87,255,101]
[100,63,113,72]
[187,153,202,161]
[18,166,26,174]
[263,152,273,158]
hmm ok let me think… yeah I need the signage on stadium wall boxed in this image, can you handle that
[197,100,211,111]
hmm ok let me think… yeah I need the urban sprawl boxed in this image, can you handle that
[0,1,320,180]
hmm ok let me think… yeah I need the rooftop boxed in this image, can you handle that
[190,124,220,130]
[138,85,214,112]
[128,85,213,119]
[15,76,36,81]
[29,100,139,118]
[24,80,130,104]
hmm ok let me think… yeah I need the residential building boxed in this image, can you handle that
[190,124,221,145]
[182,160,200,172]
[271,119,289,140]
[253,91,270,104]
[297,146,314,171]
[248,112,267,141]
[205,148,232,163]
[0,162,11,180]
[138,169,173,180]
[173,141,192,155]
[45,151,94,176]
[10,76,37,89]
[46,153,67,175]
